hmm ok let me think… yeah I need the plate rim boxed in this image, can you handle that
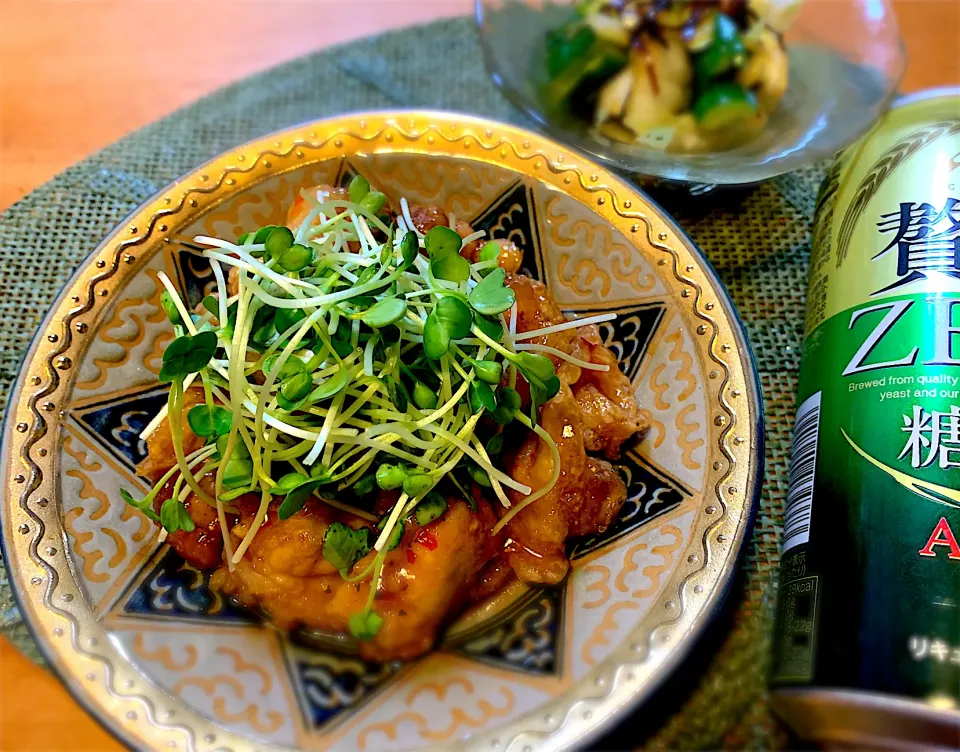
[0,109,764,752]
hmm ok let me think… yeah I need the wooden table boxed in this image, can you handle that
[0,1,956,748]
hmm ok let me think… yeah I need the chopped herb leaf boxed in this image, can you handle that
[322,522,372,571]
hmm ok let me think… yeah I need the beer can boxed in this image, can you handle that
[770,88,960,749]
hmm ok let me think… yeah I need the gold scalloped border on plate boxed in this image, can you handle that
[1,111,762,752]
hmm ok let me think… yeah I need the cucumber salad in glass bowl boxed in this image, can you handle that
[543,0,797,153]
[477,0,905,184]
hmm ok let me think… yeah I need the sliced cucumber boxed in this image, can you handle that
[542,33,627,112]
[693,13,747,80]
[693,83,758,132]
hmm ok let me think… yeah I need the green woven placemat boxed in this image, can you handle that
[0,16,815,750]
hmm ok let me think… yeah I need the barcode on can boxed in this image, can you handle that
[782,392,822,554]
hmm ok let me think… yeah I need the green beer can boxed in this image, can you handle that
[771,88,960,748]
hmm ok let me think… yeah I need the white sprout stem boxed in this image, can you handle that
[418,424,530,493]
[373,492,410,551]
[156,272,197,335]
[304,389,346,466]
[470,435,511,509]
[139,373,197,440]
[492,414,562,534]
[510,312,617,341]
[202,248,321,296]
[513,343,610,371]
[209,258,230,328]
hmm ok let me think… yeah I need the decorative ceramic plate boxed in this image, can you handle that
[1,112,761,751]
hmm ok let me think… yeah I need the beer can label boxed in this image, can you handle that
[772,90,960,706]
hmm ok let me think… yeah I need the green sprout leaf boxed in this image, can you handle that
[277,478,324,520]
[352,473,377,498]
[431,250,470,284]
[467,463,492,487]
[275,307,306,336]
[468,268,516,315]
[279,369,314,408]
[277,243,314,272]
[322,522,372,571]
[359,191,387,215]
[375,463,406,491]
[272,472,310,495]
[360,298,408,328]
[492,386,521,424]
[515,351,562,410]
[469,381,496,414]
[400,231,419,267]
[216,433,250,460]
[355,264,380,286]
[513,352,556,384]
[222,456,254,491]
[479,240,502,264]
[120,488,159,522]
[348,174,370,203]
[160,290,183,326]
[330,325,355,358]
[265,226,295,262]
[412,381,438,410]
[385,520,405,551]
[414,492,447,526]
[186,404,232,438]
[159,497,195,534]
[384,375,410,412]
[402,472,433,498]
[424,226,462,258]
[159,331,218,383]
[472,359,502,384]
[422,312,450,360]
[486,433,504,456]
[435,296,472,339]
[310,366,351,402]
[201,295,219,319]
[474,314,503,341]
[253,225,282,244]
[348,609,383,641]
[426,226,469,283]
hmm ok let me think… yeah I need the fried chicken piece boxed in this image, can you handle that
[506,273,593,389]
[213,497,500,661]
[286,184,347,229]
[151,473,227,570]
[506,274,646,457]
[504,384,626,585]
[573,331,648,459]
[408,204,448,236]
[500,275,644,584]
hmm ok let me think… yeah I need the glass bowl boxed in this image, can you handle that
[476,0,907,185]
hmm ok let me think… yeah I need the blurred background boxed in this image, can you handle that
[1,0,957,212]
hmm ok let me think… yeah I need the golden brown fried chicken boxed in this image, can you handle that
[504,385,626,584]
[151,474,226,570]
[500,274,642,584]
[572,331,647,459]
[213,497,500,662]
